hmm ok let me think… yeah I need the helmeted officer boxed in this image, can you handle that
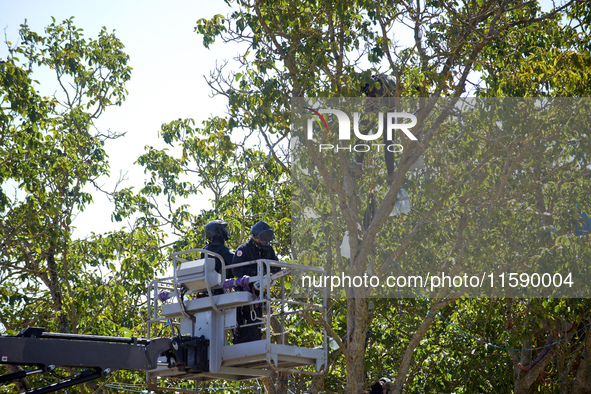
[230,220,280,343]
[231,220,280,277]
[202,220,234,277]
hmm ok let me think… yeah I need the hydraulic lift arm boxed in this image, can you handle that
[0,327,174,393]
[1,252,328,394]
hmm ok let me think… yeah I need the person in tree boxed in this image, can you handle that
[361,73,399,179]
[360,73,425,179]
[230,220,280,343]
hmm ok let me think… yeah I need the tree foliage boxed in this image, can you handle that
[0,18,164,392]
[124,115,291,257]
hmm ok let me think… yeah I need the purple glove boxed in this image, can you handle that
[158,291,170,302]
[236,276,250,290]
[222,276,250,291]
[223,279,236,291]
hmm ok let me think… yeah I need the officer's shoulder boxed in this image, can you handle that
[234,241,250,256]
[236,240,251,249]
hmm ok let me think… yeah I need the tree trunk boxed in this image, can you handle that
[514,347,555,394]
[390,300,451,394]
[5,365,31,392]
[346,296,370,393]
[276,371,288,393]
[46,240,70,333]
[262,377,277,394]
[572,334,591,394]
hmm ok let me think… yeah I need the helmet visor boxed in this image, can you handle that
[258,229,275,245]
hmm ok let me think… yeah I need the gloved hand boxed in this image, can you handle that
[158,291,170,302]
[223,279,235,291]
[222,276,250,291]
[235,276,250,290]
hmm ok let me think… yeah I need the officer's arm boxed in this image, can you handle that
[214,258,222,274]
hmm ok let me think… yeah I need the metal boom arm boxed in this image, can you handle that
[0,327,173,393]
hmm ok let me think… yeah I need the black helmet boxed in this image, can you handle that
[205,220,229,241]
[250,221,274,245]
[362,74,397,97]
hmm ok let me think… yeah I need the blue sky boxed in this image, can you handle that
[1,0,241,237]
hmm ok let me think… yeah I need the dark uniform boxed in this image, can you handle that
[201,239,234,276]
[229,221,280,343]
[231,238,280,277]
[200,220,234,296]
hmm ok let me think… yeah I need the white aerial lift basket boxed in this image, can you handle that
[146,248,327,392]
[175,256,222,293]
